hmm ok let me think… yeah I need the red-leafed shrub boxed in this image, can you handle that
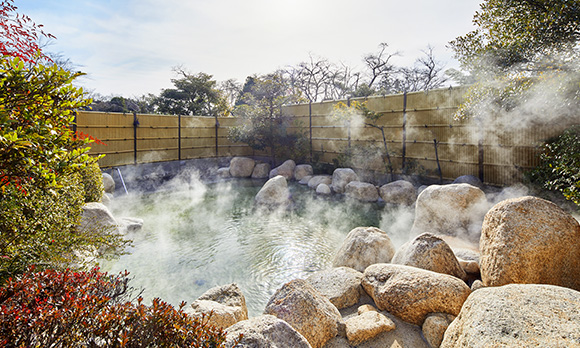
[0,268,236,347]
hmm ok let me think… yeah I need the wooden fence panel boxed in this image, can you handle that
[77,87,577,186]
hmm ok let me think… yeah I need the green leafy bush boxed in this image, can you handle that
[0,268,236,347]
[0,57,126,283]
[80,161,105,203]
[0,58,96,191]
[0,173,127,283]
[528,125,580,208]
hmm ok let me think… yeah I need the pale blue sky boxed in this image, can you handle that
[17,0,481,97]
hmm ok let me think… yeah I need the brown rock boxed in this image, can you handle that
[229,157,256,177]
[411,184,487,242]
[187,283,248,329]
[225,314,312,348]
[379,180,417,206]
[441,284,580,347]
[102,172,115,193]
[188,300,246,329]
[255,175,290,206]
[391,232,467,281]
[308,175,333,189]
[422,313,455,348]
[306,267,363,309]
[345,181,379,202]
[269,159,296,180]
[264,279,342,348]
[357,304,378,315]
[251,162,271,179]
[345,311,396,346]
[294,164,314,181]
[332,168,359,194]
[362,264,471,325]
[333,227,396,273]
[480,196,580,291]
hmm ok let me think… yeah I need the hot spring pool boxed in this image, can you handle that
[104,176,414,316]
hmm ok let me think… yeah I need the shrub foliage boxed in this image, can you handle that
[0,57,126,283]
[0,268,234,347]
[528,125,580,208]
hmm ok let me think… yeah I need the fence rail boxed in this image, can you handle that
[77,87,578,186]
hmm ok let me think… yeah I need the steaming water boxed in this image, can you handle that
[103,178,393,317]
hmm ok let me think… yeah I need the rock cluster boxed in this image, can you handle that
[196,161,580,347]
[225,157,419,205]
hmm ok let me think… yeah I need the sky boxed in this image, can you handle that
[16,0,482,98]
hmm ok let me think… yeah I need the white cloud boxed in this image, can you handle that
[17,0,480,96]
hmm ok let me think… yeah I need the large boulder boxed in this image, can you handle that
[225,314,311,348]
[411,184,487,242]
[269,160,296,180]
[255,176,290,206]
[391,232,467,281]
[344,181,379,202]
[441,284,580,347]
[362,264,471,325]
[331,168,359,194]
[252,162,271,179]
[332,227,396,273]
[102,172,115,194]
[306,267,363,309]
[264,279,342,348]
[294,164,313,181]
[229,157,256,177]
[187,283,248,329]
[307,175,332,190]
[117,217,144,234]
[379,180,417,206]
[480,196,580,291]
[79,202,119,235]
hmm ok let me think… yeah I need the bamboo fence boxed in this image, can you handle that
[76,87,578,186]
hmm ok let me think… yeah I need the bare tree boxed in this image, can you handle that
[286,54,334,102]
[391,46,448,92]
[363,42,399,89]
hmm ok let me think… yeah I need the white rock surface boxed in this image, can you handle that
[255,175,290,206]
[333,227,396,273]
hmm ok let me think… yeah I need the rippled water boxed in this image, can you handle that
[104,177,407,316]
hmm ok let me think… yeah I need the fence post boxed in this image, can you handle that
[309,101,313,162]
[132,111,139,164]
[346,97,351,149]
[477,116,485,183]
[214,115,220,157]
[401,91,408,172]
[178,114,182,161]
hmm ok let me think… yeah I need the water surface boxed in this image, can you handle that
[105,177,406,316]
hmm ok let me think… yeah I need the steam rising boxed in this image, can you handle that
[104,170,409,316]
